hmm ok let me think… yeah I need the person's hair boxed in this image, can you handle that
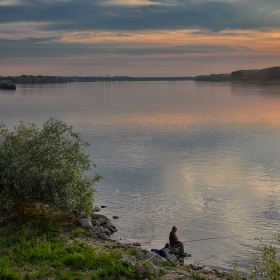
[172,226,177,231]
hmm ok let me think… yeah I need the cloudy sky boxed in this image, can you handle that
[0,0,280,76]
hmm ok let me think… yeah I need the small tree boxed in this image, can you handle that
[0,118,102,217]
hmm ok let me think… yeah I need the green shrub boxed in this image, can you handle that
[229,261,243,280]
[0,118,102,217]
[248,234,280,280]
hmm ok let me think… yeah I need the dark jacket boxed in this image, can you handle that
[169,231,180,246]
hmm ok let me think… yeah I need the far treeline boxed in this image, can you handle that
[194,66,280,82]
[0,75,194,84]
[2,66,280,84]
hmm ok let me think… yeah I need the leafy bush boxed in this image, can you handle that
[0,118,102,217]
[248,234,280,280]
[229,261,243,280]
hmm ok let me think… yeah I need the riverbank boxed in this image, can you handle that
[78,208,243,280]
[0,208,243,280]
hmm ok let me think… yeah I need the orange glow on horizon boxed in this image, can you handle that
[61,29,280,58]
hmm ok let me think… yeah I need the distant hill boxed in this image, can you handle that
[194,66,280,82]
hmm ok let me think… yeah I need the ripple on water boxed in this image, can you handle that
[2,82,280,274]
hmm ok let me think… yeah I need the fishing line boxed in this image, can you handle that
[138,236,259,268]
[188,237,263,267]
[181,235,238,243]
[195,246,239,263]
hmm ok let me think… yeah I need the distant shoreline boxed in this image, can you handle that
[194,66,280,82]
[2,66,280,84]
[1,75,194,84]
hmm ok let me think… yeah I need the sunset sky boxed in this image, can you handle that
[1,0,280,76]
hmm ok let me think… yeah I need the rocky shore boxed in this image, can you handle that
[75,206,241,280]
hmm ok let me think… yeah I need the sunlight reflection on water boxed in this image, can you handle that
[1,81,280,273]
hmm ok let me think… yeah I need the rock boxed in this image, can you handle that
[106,220,113,226]
[93,206,100,212]
[149,254,161,265]
[98,217,106,225]
[132,242,141,246]
[99,232,110,240]
[80,213,118,237]
[145,251,166,265]
[137,262,158,277]
[101,205,107,208]
[145,251,156,259]
[177,256,184,262]
[91,226,110,240]
[91,213,107,220]
[202,266,212,273]
[137,264,149,276]
[169,246,180,254]
[136,252,145,260]
[101,227,111,237]
[91,219,99,226]
[113,215,119,219]
[190,264,200,271]
[79,212,89,218]
[105,221,118,233]
[78,218,93,230]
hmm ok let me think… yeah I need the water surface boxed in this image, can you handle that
[1,81,280,273]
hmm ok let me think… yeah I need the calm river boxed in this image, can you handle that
[1,81,280,273]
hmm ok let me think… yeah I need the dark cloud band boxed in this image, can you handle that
[0,0,279,32]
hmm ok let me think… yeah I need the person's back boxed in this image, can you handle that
[169,226,191,258]
[169,227,179,246]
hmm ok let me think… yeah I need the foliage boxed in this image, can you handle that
[248,234,280,280]
[0,75,193,84]
[128,248,138,256]
[4,75,72,84]
[161,260,177,267]
[0,118,102,217]
[190,272,207,280]
[229,261,243,280]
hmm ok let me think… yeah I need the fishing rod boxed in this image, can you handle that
[137,255,157,267]
[138,245,239,268]
[181,235,238,243]
[138,238,241,268]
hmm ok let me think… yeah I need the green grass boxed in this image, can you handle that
[111,243,126,250]
[190,272,207,280]
[160,260,177,267]
[0,219,140,280]
[128,248,138,256]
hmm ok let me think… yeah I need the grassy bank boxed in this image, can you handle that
[0,214,141,280]
[0,212,236,280]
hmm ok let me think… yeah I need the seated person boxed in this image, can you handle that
[169,226,191,258]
